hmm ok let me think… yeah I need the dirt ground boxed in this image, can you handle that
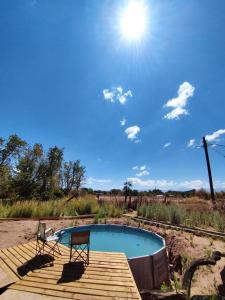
[0,217,225,297]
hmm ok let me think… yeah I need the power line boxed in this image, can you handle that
[210,147,225,158]
[211,143,225,148]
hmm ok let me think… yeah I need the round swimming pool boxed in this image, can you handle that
[56,224,165,259]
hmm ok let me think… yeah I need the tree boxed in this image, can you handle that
[63,161,77,195]
[12,144,43,199]
[123,181,132,207]
[0,134,26,167]
[0,165,11,199]
[47,146,64,192]
[0,134,26,199]
[0,134,86,200]
[73,160,85,195]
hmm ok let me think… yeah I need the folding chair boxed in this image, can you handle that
[70,231,90,266]
[36,222,61,258]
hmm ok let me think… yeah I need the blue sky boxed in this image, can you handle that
[1,0,225,191]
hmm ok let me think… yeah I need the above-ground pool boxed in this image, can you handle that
[55,224,168,290]
[56,224,165,259]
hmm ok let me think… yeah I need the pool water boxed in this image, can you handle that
[57,224,164,259]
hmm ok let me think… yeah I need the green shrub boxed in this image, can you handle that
[138,203,225,232]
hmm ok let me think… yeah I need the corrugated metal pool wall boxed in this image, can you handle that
[128,248,169,291]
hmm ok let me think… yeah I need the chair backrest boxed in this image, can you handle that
[37,222,46,242]
[71,231,90,246]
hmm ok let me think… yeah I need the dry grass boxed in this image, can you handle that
[0,196,123,218]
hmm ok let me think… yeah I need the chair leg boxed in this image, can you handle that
[70,245,72,262]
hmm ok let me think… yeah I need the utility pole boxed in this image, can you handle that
[202,136,216,209]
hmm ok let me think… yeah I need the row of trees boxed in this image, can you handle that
[97,186,225,200]
[0,134,85,200]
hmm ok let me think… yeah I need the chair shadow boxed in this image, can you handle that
[57,261,85,283]
[17,254,54,277]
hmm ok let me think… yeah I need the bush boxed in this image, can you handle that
[138,203,225,232]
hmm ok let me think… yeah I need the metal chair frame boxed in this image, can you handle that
[69,231,90,266]
[36,222,61,258]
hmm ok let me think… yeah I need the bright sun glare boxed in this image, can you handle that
[120,1,147,41]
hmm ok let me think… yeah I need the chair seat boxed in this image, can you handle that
[46,235,59,242]
[70,231,90,265]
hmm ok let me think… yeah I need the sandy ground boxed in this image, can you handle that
[0,217,225,297]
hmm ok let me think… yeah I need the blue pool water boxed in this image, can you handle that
[57,224,164,259]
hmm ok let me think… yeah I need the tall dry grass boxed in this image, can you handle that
[0,196,122,218]
[137,203,225,232]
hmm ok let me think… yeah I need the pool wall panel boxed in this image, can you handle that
[152,248,170,288]
[128,256,154,290]
[128,248,169,291]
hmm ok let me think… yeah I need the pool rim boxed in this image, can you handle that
[54,224,166,260]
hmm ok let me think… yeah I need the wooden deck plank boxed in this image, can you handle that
[0,257,19,282]
[29,270,133,282]
[0,250,22,279]
[9,284,133,300]
[0,242,141,300]
[29,241,127,261]
[30,265,132,276]
[14,280,139,298]
[0,290,69,300]
[21,275,136,290]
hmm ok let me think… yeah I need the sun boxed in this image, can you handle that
[119,1,148,41]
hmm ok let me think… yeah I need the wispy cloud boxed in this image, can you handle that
[132,165,150,177]
[163,81,195,120]
[120,118,127,126]
[187,139,195,147]
[140,165,146,171]
[179,180,205,190]
[125,125,140,141]
[134,139,141,144]
[132,166,138,170]
[127,177,208,190]
[86,177,112,185]
[103,89,114,102]
[136,170,150,177]
[164,142,171,148]
[205,129,225,142]
[128,177,175,189]
[103,87,132,104]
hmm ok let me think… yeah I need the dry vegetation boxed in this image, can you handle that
[1,195,225,298]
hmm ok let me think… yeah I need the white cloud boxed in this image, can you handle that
[136,170,150,177]
[134,139,141,144]
[214,180,225,189]
[125,125,140,141]
[103,86,133,104]
[127,177,208,190]
[205,129,225,142]
[132,165,150,177]
[163,81,195,120]
[164,142,171,148]
[164,107,188,120]
[120,118,127,126]
[187,139,195,147]
[128,177,175,189]
[86,177,112,185]
[179,180,205,190]
[140,165,146,171]
[102,89,114,102]
[132,166,138,170]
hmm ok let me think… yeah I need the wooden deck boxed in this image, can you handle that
[0,241,141,300]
